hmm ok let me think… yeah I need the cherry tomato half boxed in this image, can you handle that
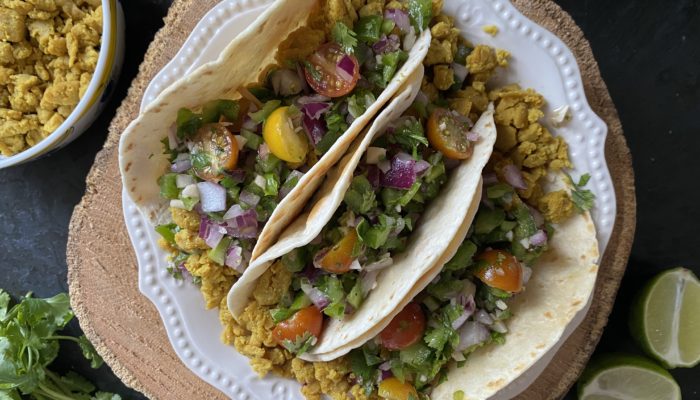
[317,230,358,274]
[263,106,309,163]
[427,108,475,160]
[304,43,359,98]
[475,249,523,293]
[379,302,425,351]
[272,305,323,346]
[378,377,418,400]
[190,123,239,181]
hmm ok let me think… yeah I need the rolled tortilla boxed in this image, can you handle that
[227,69,498,361]
[119,0,431,260]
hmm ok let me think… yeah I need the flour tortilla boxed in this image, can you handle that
[227,72,498,361]
[118,0,431,260]
[430,175,600,400]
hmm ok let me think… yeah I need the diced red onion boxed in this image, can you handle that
[490,320,508,334]
[167,127,179,150]
[297,94,331,105]
[300,280,330,310]
[413,159,430,176]
[384,8,410,33]
[296,62,311,93]
[380,370,393,381]
[360,270,379,297]
[372,34,400,54]
[381,152,416,189]
[279,170,304,198]
[224,205,258,239]
[474,309,494,325]
[224,169,247,184]
[239,190,260,207]
[378,361,392,371]
[529,229,548,247]
[415,90,429,107]
[303,114,326,145]
[302,102,332,120]
[451,62,468,84]
[197,182,226,212]
[349,259,362,271]
[529,205,545,227]
[451,310,470,330]
[466,132,480,142]
[270,68,303,96]
[482,171,498,185]
[456,321,490,351]
[337,55,356,82]
[199,217,226,248]
[503,164,528,190]
[522,265,533,286]
[364,255,393,272]
[258,143,270,159]
[241,116,258,132]
[225,244,245,273]
[171,154,191,173]
[391,218,405,236]
[403,26,417,51]
[377,159,391,173]
[366,165,382,188]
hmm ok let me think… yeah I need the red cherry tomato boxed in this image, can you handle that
[272,306,323,346]
[379,302,426,351]
[475,249,523,293]
[304,43,359,98]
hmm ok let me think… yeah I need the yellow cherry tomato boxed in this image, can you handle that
[317,230,358,274]
[263,106,309,163]
[378,377,419,400]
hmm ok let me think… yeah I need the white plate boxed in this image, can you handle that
[123,1,616,399]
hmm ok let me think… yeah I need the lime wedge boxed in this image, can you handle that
[577,354,681,400]
[630,267,700,368]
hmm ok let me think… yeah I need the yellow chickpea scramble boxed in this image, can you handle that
[0,0,102,156]
[157,1,580,399]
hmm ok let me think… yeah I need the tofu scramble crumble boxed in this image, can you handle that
[0,0,102,156]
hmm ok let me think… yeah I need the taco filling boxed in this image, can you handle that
[153,0,433,289]
[263,97,483,354]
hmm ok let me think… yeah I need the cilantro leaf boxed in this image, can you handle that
[567,172,596,212]
[332,22,358,54]
[78,335,104,369]
[343,175,377,214]
[390,118,429,157]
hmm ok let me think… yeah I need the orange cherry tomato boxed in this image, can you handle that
[272,305,323,346]
[304,43,359,98]
[190,123,239,181]
[379,302,425,351]
[475,249,523,293]
[427,108,474,160]
[378,377,418,400]
[317,230,358,274]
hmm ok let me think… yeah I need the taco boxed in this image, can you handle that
[226,65,498,360]
[119,0,433,282]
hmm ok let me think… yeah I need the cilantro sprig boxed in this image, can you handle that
[332,22,358,54]
[567,172,596,212]
[0,290,121,400]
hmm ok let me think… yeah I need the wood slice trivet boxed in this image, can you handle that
[66,1,636,399]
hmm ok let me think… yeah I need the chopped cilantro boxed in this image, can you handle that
[390,118,429,157]
[332,22,358,54]
[343,175,377,214]
[567,172,596,212]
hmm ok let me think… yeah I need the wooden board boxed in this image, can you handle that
[66,1,637,399]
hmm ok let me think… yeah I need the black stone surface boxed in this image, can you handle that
[0,0,697,398]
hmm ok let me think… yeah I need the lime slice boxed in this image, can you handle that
[630,267,700,368]
[577,354,681,400]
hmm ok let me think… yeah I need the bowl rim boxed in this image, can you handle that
[0,0,119,169]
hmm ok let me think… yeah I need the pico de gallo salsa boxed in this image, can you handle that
[155,4,430,276]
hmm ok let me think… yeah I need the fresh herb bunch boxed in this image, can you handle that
[0,290,121,400]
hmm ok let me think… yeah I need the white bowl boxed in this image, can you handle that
[0,0,126,169]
